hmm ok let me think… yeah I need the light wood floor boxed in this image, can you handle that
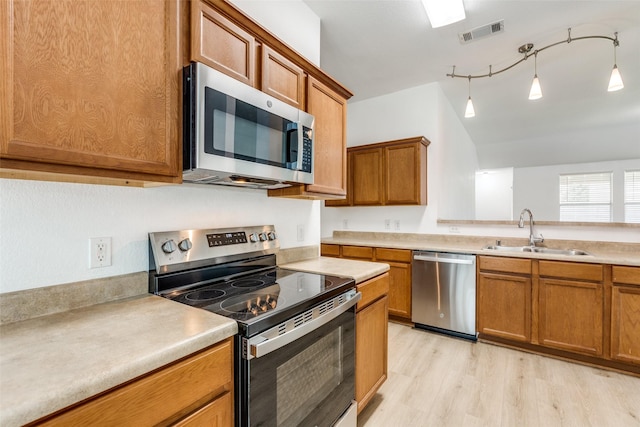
[358,322,640,427]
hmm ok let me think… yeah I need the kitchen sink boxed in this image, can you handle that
[482,245,591,256]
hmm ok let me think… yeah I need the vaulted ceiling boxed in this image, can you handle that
[303,0,640,169]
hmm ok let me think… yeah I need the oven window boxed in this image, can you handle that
[243,309,355,427]
[277,328,342,425]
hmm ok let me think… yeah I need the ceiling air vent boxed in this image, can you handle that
[458,20,504,44]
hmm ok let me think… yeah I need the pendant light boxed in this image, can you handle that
[465,76,475,118]
[608,33,624,92]
[528,51,542,100]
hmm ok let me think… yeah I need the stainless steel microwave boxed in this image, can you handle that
[183,62,314,189]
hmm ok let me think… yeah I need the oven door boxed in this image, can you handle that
[237,291,360,427]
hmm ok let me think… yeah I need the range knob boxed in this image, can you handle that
[267,231,277,241]
[259,232,268,242]
[161,240,177,254]
[178,238,192,252]
[249,233,259,243]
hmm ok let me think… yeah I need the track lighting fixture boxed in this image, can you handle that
[447,28,624,117]
[465,76,475,118]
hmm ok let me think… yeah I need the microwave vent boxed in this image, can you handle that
[459,20,504,44]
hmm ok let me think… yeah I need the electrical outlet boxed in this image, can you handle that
[297,224,305,242]
[394,220,400,230]
[449,226,460,233]
[342,219,349,229]
[384,219,390,230]
[90,237,112,268]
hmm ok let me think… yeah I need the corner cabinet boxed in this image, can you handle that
[320,244,412,322]
[326,136,430,207]
[34,338,234,426]
[355,273,389,414]
[1,0,185,185]
[268,76,348,199]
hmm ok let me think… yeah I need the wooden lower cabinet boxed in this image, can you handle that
[33,339,233,426]
[538,278,604,356]
[611,265,640,365]
[355,273,389,414]
[477,272,531,342]
[321,244,412,321]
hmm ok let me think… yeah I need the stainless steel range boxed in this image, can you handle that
[149,225,359,427]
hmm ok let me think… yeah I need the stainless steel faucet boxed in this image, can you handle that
[518,208,544,246]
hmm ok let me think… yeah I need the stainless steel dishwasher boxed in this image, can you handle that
[412,251,477,340]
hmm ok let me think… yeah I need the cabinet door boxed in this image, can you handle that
[351,147,383,205]
[387,262,412,320]
[324,151,352,206]
[2,0,181,181]
[610,285,640,365]
[261,45,305,109]
[538,278,603,356]
[304,76,348,196]
[477,272,531,342]
[191,0,256,87]
[384,142,425,205]
[356,295,388,413]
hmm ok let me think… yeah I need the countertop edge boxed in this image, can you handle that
[321,237,640,267]
[0,295,238,427]
[282,257,390,284]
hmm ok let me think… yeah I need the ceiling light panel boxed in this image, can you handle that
[421,0,466,28]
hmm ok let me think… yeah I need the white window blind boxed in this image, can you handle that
[625,170,640,223]
[559,172,612,222]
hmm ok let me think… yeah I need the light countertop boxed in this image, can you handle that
[282,257,390,283]
[0,295,237,427]
[321,232,640,267]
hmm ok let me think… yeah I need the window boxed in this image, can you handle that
[625,170,640,223]
[559,172,612,222]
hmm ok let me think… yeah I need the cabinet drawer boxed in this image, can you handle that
[39,339,233,426]
[375,248,412,263]
[320,244,341,257]
[612,266,640,286]
[539,261,603,282]
[342,245,374,260]
[174,391,232,426]
[356,273,390,311]
[478,256,531,275]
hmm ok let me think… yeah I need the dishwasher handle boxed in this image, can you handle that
[413,254,475,265]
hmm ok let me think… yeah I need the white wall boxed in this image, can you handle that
[0,179,320,293]
[476,168,513,221]
[513,158,640,222]
[0,1,322,294]
[321,82,478,235]
[321,82,638,243]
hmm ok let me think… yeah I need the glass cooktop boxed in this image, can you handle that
[162,267,354,336]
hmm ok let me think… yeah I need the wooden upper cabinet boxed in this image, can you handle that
[326,136,430,207]
[192,0,256,87]
[269,76,348,198]
[1,0,183,184]
[261,45,306,109]
[384,140,428,205]
[352,147,384,205]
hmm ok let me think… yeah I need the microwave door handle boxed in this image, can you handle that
[285,128,299,168]
[295,123,305,171]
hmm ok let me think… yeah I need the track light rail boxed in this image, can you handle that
[446,28,619,80]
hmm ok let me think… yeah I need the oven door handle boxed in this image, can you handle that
[248,291,361,359]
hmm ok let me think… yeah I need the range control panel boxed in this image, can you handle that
[149,225,278,273]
